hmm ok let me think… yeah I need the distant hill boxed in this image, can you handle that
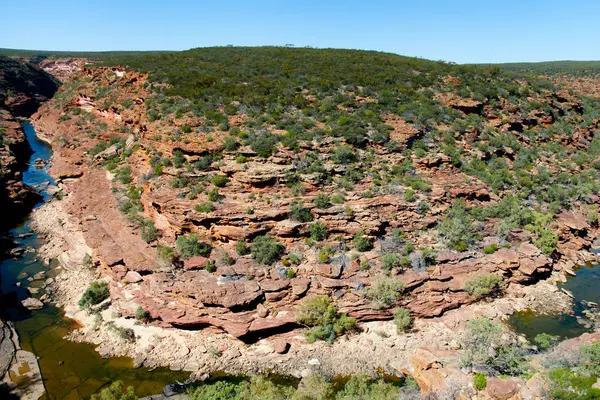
[0,48,172,63]
[482,60,600,76]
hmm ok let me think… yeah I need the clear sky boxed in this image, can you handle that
[1,0,599,64]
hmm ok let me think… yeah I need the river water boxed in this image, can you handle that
[508,261,600,341]
[0,122,189,399]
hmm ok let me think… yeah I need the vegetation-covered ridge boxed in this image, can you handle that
[30,47,600,392]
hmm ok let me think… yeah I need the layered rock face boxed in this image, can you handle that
[30,58,600,343]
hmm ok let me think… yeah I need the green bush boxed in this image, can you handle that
[206,187,220,202]
[461,317,530,376]
[333,146,358,164]
[483,243,499,254]
[135,306,149,321]
[333,375,399,400]
[189,380,242,400]
[115,166,132,184]
[211,174,229,187]
[176,233,212,259]
[140,219,157,243]
[437,200,475,251]
[292,373,333,400]
[393,308,412,333]
[380,253,401,271]
[90,381,136,400]
[310,222,328,241]
[251,235,284,265]
[473,373,487,391]
[580,342,600,377]
[365,276,405,309]
[173,150,185,167]
[235,240,249,256]
[313,193,331,209]
[248,132,278,157]
[224,137,237,151]
[79,281,109,310]
[195,202,215,213]
[464,274,503,300]
[353,230,373,252]
[290,201,313,222]
[296,296,357,343]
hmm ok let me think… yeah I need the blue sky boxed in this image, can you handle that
[1,0,599,63]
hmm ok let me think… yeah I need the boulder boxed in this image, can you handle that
[22,297,44,310]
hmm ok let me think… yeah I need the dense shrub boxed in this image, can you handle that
[461,317,530,376]
[364,276,405,309]
[247,131,278,157]
[313,193,331,209]
[195,202,215,213]
[380,253,401,271]
[235,240,249,256]
[437,200,475,251]
[310,222,328,241]
[211,174,229,187]
[79,281,109,310]
[333,146,358,164]
[176,233,212,259]
[115,166,132,184]
[353,230,373,252]
[135,306,149,321]
[333,375,400,400]
[251,235,284,265]
[464,274,503,300]
[139,219,158,243]
[473,373,487,391]
[296,296,357,343]
[393,308,412,333]
[290,201,313,222]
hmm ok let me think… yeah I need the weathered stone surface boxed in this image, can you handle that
[124,270,143,283]
[557,211,589,231]
[183,256,208,270]
[486,377,519,400]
